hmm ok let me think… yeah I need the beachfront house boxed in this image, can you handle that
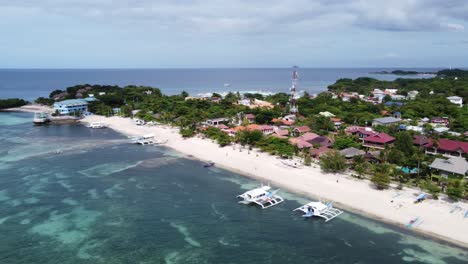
[53,99,88,115]
[372,117,401,127]
[429,157,468,178]
[362,133,395,149]
[425,138,468,158]
[340,147,365,164]
[206,118,230,126]
[310,146,332,160]
[447,96,463,107]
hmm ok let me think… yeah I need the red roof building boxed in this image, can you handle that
[310,147,333,160]
[244,114,255,123]
[362,133,395,149]
[422,138,468,158]
[293,126,311,136]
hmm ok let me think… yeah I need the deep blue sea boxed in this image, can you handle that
[0,112,467,264]
[0,68,439,100]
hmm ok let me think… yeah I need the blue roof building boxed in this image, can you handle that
[385,101,406,107]
[53,99,88,115]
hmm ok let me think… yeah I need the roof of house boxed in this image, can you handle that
[216,124,229,130]
[340,147,366,158]
[447,96,462,100]
[438,139,468,153]
[299,132,319,142]
[272,118,294,126]
[373,117,401,124]
[296,140,313,149]
[331,117,342,122]
[345,126,373,134]
[363,133,395,144]
[413,135,433,146]
[53,99,89,107]
[245,114,255,119]
[384,102,406,107]
[309,136,333,147]
[293,126,311,133]
[319,111,335,117]
[429,157,468,176]
[275,129,289,137]
[310,147,332,157]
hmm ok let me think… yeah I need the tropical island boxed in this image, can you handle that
[371,70,436,75]
[4,68,468,247]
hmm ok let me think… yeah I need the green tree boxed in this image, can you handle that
[320,151,346,173]
[446,180,465,201]
[395,131,415,157]
[304,153,312,166]
[371,163,392,189]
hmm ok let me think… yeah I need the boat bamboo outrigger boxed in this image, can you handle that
[237,185,284,209]
[293,201,343,222]
[86,122,108,129]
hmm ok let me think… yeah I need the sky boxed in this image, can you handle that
[1,0,468,68]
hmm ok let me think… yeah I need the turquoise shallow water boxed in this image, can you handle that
[0,112,467,264]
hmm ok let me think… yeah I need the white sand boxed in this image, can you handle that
[4,104,53,113]
[83,115,468,248]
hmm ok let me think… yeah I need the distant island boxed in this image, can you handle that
[371,70,436,75]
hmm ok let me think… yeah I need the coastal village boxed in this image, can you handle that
[3,68,468,248]
[36,69,467,188]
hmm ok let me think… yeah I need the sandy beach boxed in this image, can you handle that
[80,115,468,248]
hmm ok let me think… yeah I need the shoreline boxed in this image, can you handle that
[79,115,468,249]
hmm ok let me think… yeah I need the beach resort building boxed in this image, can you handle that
[205,118,229,126]
[372,117,401,127]
[53,99,89,115]
[447,96,463,107]
[429,157,468,178]
[310,146,332,160]
[362,133,395,149]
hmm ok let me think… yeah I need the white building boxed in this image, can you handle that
[407,90,419,100]
[447,96,463,107]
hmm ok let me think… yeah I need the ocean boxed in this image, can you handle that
[0,111,467,264]
[0,68,438,100]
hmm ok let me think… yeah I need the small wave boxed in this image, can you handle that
[169,222,201,247]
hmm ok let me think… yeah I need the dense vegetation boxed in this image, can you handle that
[0,98,28,110]
[328,69,468,102]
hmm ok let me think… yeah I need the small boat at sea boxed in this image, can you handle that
[33,112,50,124]
[293,201,343,222]
[203,161,215,168]
[86,122,108,129]
[237,185,284,209]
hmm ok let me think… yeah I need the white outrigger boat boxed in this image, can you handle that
[86,122,108,129]
[130,134,167,145]
[237,185,284,209]
[293,201,343,222]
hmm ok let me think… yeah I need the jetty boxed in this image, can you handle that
[293,201,343,222]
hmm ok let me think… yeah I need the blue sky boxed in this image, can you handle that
[1,0,467,68]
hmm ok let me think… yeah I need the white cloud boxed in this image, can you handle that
[1,0,467,35]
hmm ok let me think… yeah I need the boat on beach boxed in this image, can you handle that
[86,122,108,129]
[203,161,215,168]
[293,201,343,222]
[237,185,284,209]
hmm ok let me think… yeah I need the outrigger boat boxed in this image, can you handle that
[86,122,108,129]
[293,201,343,222]
[237,185,284,209]
[203,161,215,168]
